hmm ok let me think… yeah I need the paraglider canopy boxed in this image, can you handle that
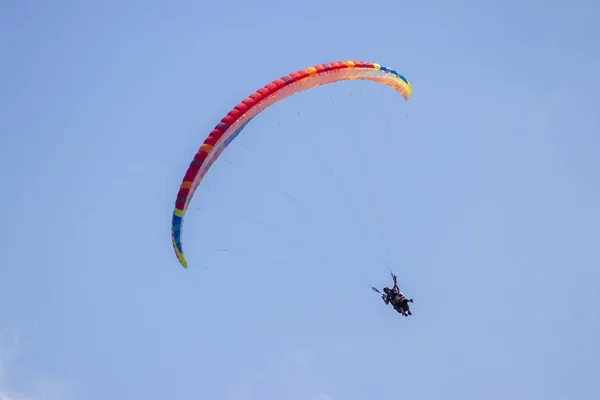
[171,60,412,268]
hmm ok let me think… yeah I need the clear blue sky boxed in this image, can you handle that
[1,0,599,399]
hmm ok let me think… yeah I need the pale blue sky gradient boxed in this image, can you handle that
[1,0,599,399]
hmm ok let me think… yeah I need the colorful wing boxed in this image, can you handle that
[171,60,412,268]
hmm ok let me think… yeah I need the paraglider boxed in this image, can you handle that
[171,60,412,268]
[372,273,414,317]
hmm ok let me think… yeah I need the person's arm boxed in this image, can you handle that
[392,275,399,292]
[381,295,389,305]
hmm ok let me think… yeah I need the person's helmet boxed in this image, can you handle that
[383,287,391,293]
